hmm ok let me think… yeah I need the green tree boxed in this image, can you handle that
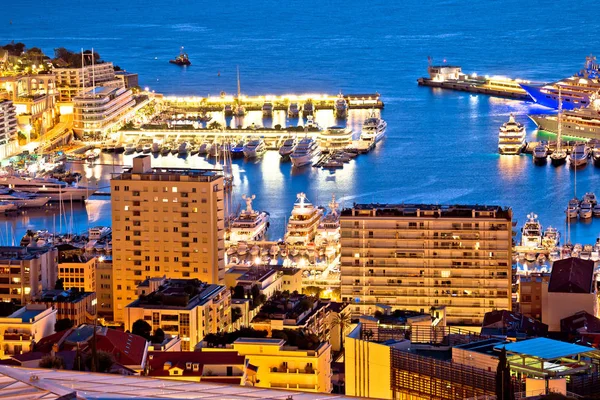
[85,350,114,373]
[131,319,152,340]
[151,328,165,344]
[332,312,352,351]
[54,278,65,290]
[54,318,74,332]
[232,285,246,299]
[496,347,515,400]
[39,355,66,369]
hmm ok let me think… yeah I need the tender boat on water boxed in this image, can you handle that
[498,114,526,155]
[279,137,298,158]
[290,136,321,167]
[229,194,270,243]
[243,138,267,158]
[284,193,324,245]
[521,213,542,248]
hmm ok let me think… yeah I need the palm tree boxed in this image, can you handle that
[332,312,352,352]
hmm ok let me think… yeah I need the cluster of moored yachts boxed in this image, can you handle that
[101,112,387,168]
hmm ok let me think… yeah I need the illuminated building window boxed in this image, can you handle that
[172,187,178,193]
[124,205,129,211]
[441,271,451,278]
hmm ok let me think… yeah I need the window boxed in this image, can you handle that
[124,186,129,191]
[172,187,178,193]
[124,205,129,211]
[155,266,160,271]
[114,186,120,191]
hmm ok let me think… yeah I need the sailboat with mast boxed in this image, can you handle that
[234,66,246,117]
[550,87,567,166]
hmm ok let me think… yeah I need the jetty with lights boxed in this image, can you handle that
[417,57,533,100]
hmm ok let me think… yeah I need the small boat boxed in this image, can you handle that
[189,144,199,155]
[579,200,593,219]
[135,141,145,153]
[536,253,547,264]
[197,142,212,156]
[550,148,567,165]
[85,149,101,161]
[566,198,579,220]
[570,143,590,167]
[581,244,593,260]
[199,113,212,122]
[525,252,536,263]
[224,104,233,117]
[124,143,136,154]
[237,242,248,256]
[250,245,260,256]
[142,143,152,154]
[169,47,191,66]
[178,141,190,156]
[548,248,561,262]
[231,140,245,158]
[532,144,548,163]
[583,192,597,206]
[279,137,298,158]
[288,102,300,118]
[243,138,267,159]
[262,102,273,117]
[302,101,314,117]
[322,158,344,169]
[161,142,172,156]
[269,244,279,256]
[334,93,348,119]
[151,142,160,154]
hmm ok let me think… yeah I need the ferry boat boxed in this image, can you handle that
[360,111,387,143]
[243,138,267,158]
[290,137,321,167]
[169,47,191,66]
[262,102,273,117]
[89,226,112,240]
[288,102,300,118]
[302,101,314,117]
[566,198,579,220]
[0,190,50,208]
[229,194,270,243]
[520,55,600,110]
[279,137,298,158]
[542,226,560,248]
[334,94,348,119]
[570,143,590,167]
[0,176,94,202]
[317,127,353,153]
[498,114,526,155]
[315,194,341,249]
[521,213,542,248]
[284,193,324,245]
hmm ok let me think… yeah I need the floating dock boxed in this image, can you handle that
[417,63,533,101]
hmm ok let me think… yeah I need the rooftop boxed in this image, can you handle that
[35,289,94,303]
[549,257,595,294]
[0,246,54,261]
[128,279,226,310]
[340,203,512,220]
[494,337,599,360]
[113,167,223,182]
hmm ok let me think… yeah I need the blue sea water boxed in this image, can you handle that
[1,0,600,243]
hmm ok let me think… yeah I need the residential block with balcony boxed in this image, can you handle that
[0,100,18,159]
[339,204,513,326]
[31,289,96,327]
[0,304,56,359]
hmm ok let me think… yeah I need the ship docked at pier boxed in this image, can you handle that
[529,96,600,140]
[498,114,526,155]
[228,194,270,243]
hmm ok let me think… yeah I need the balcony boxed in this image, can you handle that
[270,382,318,390]
[271,365,317,375]
[3,332,31,341]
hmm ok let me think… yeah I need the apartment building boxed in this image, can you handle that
[0,304,56,359]
[96,258,113,319]
[111,156,225,322]
[340,204,513,326]
[0,246,58,305]
[0,100,18,159]
[124,279,231,351]
[56,244,96,292]
[518,273,550,320]
[31,289,96,326]
[72,86,136,139]
[53,62,122,102]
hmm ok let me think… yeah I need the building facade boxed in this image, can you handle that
[111,156,225,322]
[0,304,56,359]
[53,62,122,102]
[0,100,18,159]
[72,86,136,139]
[32,289,96,326]
[124,279,231,351]
[0,246,57,305]
[518,273,550,320]
[56,245,96,292]
[340,204,513,325]
[96,258,113,319]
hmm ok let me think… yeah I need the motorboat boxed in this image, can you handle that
[243,138,267,158]
[579,200,593,219]
[178,141,190,156]
[85,149,101,161]
[284,193,324,245]
[302,101,314,117]
[542,226,560,249]
[0,190,51,208]
[566,198,579,220]
[0,201,17,213]
[279,137,298,158]
[583,192,597,206]
[360,111,387,143]
[262,102,273,117]
[334,94,348,119]
[230,140,245,158]
[569,143,590,167]
[288,102,300,118]
[498,114,526,155]
[520,213,542,248]
[224,104,233,117]
[532,144,548,163]
[135,141,145,153]
[197,142,212,156]
[229,194,270,243]
[169,47,191,66]
[0,175,94,202]
[151,142,160,154]
[89,226,112,240]
[290,136,321,167]
[237,242,249,256]
[317,127,353,153]
[124,143,136,154]
[593,148,600,166]
[594,203,600,217]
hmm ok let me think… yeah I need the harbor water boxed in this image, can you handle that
[1,0,600,244]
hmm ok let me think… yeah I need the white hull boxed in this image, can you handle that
[291,153,317,167]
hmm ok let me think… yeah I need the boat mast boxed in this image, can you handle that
[557,87,562,153]
[236,66,241,101]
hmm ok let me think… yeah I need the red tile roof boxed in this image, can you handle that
[147,351,244,379]
[549,258,595,294]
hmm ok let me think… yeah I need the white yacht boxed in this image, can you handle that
[243,138,267,158]
[262,102,273,117]
[315,194,341,250]
[290,136,321,167]
[532,144,548,162]
[89,226,112,240]
[0,176,94,202]
[360,112,387,143]
[288,102,300,118]
[579,200,593,219]
[142,143,152,154]
[178,141,190,156]
[566,198,579,220]
[542,226,560,249]
[569,143,590,167]
[284,193,324,245]
[229,194,270,243]
[124,143,136,154]
[584,192,597,206]
[498,114,526,155]
[151,142,160,154]
[0,190,50,208]
[520,213,542,248]
[279,137,298,158]
[317,127,353,152]
[334,94,348,119]
[302,101,314,117]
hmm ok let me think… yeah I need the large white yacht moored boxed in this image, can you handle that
[360,111,387,143]
[284,193,324,245]
[498,114,526,155]
[290,136,321,167]
[569,143,590,167]
[279,137,298,158]
[0,175,95,202]
[229,194,270,243]
[0,189,50,208]
[243,138,267,159]
[334,94,348,119]
[317,127,353,153]
[521,213,542,248]
[315,194,341,253]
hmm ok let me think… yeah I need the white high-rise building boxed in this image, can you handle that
[0,100,18,160]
